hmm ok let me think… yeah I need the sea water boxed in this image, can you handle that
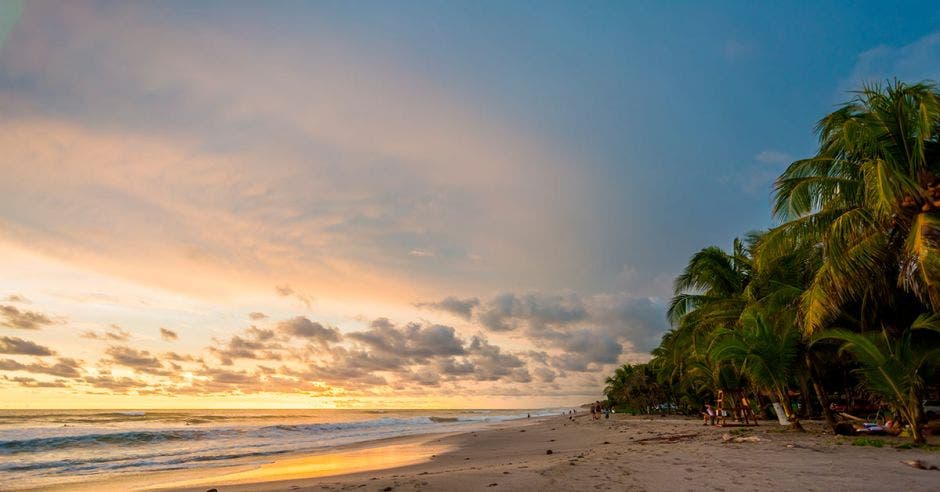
[0,408,560,489]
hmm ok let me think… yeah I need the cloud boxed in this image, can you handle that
[3,376,69,388]
[842,32,940,94]
[275,286,313,308]
[0,357,81,378]
[248,312,268,321]
[104,345,163,371]
[277,316,341,344]
[3,294,28,303]
[0,336,56,356]
[0,304,55,329]
[415,296,479,320]
[465,335,525,381]
[159,327,178,341]
[754,150,792,165]
[209,327,283,365]
[80,325,131,341]
[347,318,466,361]
[475,293,588,332]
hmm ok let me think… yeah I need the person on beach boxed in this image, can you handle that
[703,403,716,425]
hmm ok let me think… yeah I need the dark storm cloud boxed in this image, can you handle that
[159,327,178,341]
[0,336,56,356]
[415,296,479,320]
[0,305,55,330]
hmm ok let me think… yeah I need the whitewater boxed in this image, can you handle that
[0,408,562,489]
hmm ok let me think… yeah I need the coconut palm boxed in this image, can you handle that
[711,312,802,426]
[604,364,633,405]
[760,81,940,332]
[815,314,940,443]
[668,239,751,330]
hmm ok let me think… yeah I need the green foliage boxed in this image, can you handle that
[761,81,940,332]
[852,437,885,448]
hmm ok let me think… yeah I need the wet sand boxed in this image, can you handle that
[61,413,940,491]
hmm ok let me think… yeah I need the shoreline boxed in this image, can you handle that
[34,413,940,491]
[31,416,550,492]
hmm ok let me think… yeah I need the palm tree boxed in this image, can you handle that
[604,364,633,406]
[668,239,751,330]
[815,315,940,443]
[711,312,802,428]
[760,81,940,332]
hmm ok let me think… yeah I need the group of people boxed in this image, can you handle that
[702,393,756,426]
[590,401,611,420]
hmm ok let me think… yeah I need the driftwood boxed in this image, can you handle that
[838,412,865,422]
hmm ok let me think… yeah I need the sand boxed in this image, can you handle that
[61,413,940,491]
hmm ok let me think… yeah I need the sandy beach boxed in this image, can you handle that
[52,413,937,492]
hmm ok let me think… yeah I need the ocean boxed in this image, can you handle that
[0,408,561,489]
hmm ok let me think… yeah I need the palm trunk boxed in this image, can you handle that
[779,389,805,432]
[797,371,812,419]
[805,355,837,431]
[904,405,926,444]
[909,391,926,444]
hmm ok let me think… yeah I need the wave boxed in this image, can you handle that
[0,429,219,455]
[0,416,447,455]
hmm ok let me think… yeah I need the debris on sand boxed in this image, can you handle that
[901,460,939,471]
[634,433,699,444]
[721,433,763,443]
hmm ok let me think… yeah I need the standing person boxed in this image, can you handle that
[590,403,596,420]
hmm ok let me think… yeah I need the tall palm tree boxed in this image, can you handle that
[668,239,751,329]
[760,81,940,332]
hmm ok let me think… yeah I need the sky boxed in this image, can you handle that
[1,0,939,409]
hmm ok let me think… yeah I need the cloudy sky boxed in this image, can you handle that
[1,1,939,409]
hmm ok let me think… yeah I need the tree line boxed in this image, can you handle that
[604,80,940,444]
